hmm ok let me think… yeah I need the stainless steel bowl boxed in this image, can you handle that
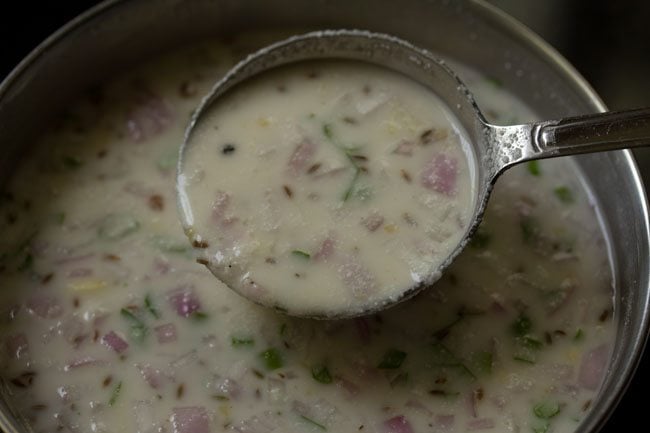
[1,1,648,432]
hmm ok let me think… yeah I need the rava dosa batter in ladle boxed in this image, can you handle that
[178,60,477,317]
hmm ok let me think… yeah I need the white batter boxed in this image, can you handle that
[0,34,614,433]
[179,60,476,316]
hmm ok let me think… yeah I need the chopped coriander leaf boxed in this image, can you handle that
[291,250,311,260]
[120,308,144,325]
[62,155,83,169]
[511,313,532,337]
[574,328,585,341]
[513,353,536,364]
[231,336,255,347]
[534,401,561,419]
[521,335,543,349]
[300,415,327,430]
[469,227,491,249]
[322,123,334,140]
[485,76,503,88]
[260,348,283,370]
[553,186,574,204]
[520,216,541,245]
[17,253,33,272]
[311,365,333,384]
[55,212,66,225]
[190,311,209,322]
[473,351,493,374]
[108,381,122,406]
[533,421,550,433]
[120,308,148,343]
[279,323,287,336]
[377,349,407,369]
[342,168,362,202]
[527,160,541,176]
[431,341,477,379]
[144,294,160,319]
[321,122,366,202]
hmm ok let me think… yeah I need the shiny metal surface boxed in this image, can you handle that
[0,0,648,432]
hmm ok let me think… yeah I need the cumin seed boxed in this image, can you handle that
[283,185,293,198]
[176,383,185,399]
[307,163,321,174]
[103,253,121,261]
[420,129,434,144]
[400,169,412,183]
[544,331,553,345]
[148,194,164,211]
[196,258,209,265]
[598,309,611,322]
[192,239,209,248]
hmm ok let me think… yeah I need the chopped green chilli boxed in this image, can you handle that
[120,308,148,343]
[534,401,561,419]
[300,415,327,431]
[554,186,574,204]
[377,349,407,369]
[528,160,541,176]
[144,294,160,319]
[62,155,83,170]
[231,336,255,347]
[311,365,333,384]
[291,250,310,260]
[511,314,533,337]
[260,348,283,370]
[108,381,122,406]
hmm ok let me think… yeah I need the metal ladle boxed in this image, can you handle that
[177,30,650,318]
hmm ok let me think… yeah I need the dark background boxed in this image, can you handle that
[1,1,649,432]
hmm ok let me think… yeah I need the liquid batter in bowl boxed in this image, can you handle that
[0,34,614,433]
[180,60,476,316]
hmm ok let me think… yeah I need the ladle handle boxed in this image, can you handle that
[532,107,650,156]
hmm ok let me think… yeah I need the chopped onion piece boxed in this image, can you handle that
[171,406,209,433]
